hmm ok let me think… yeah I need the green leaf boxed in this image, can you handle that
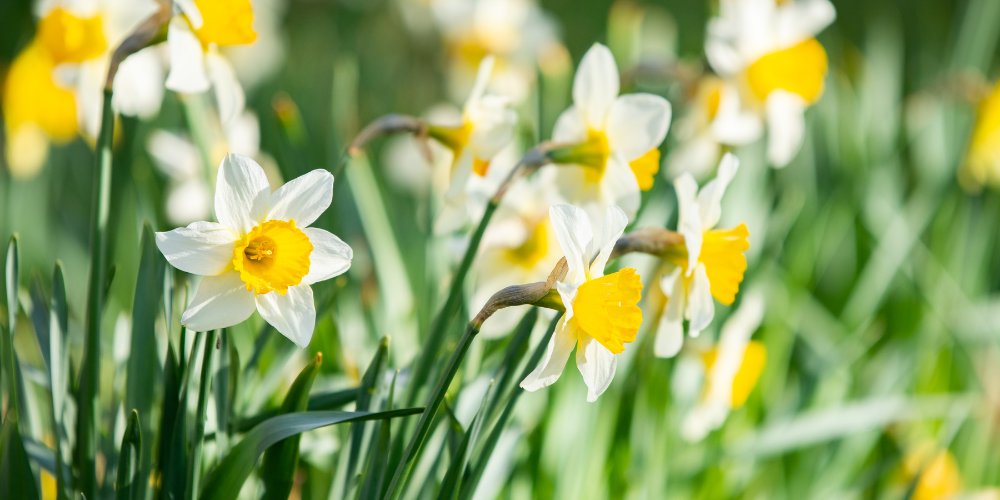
[260,352,323,500]
[199,408,423,500]
[2,236,20,412]
[186,330,219,500]
[359,372,397,500]
[236,388,358,432]
[347,337,388,482]
[49,264,70,500]
[154,342,181,500]
[116,410,142,500]
[438,380,493,500]
[0,414,40,500]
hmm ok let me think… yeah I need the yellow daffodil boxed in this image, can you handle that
[962,81,1000,190]
[520,204,642,401]
[902,446,962,500]
[549,43,672,218]
[706,0,835,166]
[681,292,765,441]
[656,154,750,357]
[167,0,257,125]
[156,154,352,346]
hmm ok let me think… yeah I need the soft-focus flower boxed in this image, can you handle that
[155,154,353,346]
[706,0,835,166]
[655,154,749,357]
[680,291,765,441]
[902,446,962,500]
[520,204,642,401]
[962,81,1000,190]
[549,43,671,218]
[166,0,257,125]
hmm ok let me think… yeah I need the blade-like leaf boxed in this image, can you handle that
[199,408,423,500]
[50,264,70,500]
[2,236,20,412]
[439,380,493,500]
[348,337,388,481]
[236,388,358,432]
[359,371,398,500]
[116,410,142,500]
[261,352,323,500]
[0,415,40,500]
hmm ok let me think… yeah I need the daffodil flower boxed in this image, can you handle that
[706,0,835,166]
[548,43,672,218]
[166,0,257,125]
[520,204,642,401]
[655,153,749,358]
[902,446,962,500]
[156,154,353,346]
[680,291,766,441]
[962,81,1000,190]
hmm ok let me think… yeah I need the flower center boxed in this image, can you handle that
[191,0,257,47]
[701,340,766,408]
[232,220,313,295]
[38,7,108,64]
[699,224,750,305]
[3,42,78,140]
[745,38,828,104]
[629,148,660,191]
[700,78,724,121]
[571,268,643,354]
[504,219,550,267]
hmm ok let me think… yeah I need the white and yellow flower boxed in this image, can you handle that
[166,0,257,126]
[962,81,1000,190]
[679,291,766,441]
[520,204,642,402]
[549,43,671,218]
[706,0,835,166]
[655,154,749,357]
[155,154,353,346]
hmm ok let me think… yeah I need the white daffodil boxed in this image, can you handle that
[655,154,749,358]
[156,154,353,347]
[549,43,671,218]
[706,0,835,167]
[520,204,642,402]
[430,56,518,233]
[665,77,761,179]
[165,0,257,126]
[680,291,766,442]
[962,81,1000,190]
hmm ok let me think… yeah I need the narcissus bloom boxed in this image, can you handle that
[549,43,671,217]
[656,154,749,357]
[962,81,1000,190]
[706,0,835,166]
[902,446,962,500]
[520,204,642,401]
[156,154,353,347]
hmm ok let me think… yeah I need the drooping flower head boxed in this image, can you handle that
[962,81,1000,190]
[656,153,750,357]
[520,204,642,401]
[156,154,353,346]
[548,43,672,217]
[706,0,835,166]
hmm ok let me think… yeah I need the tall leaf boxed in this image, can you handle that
[0,415,40,500]
[116,410,142,500]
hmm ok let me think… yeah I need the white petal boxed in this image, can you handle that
[704,18,744,76]
[573,43,620,128]
[155,221,237,276]
[711,84,763,145]
[605,94,672,160]
[267,169,333,227]
[686,264,714,336]
[302,227,352,284]
[164,19,210,94]
[465,55,495,109]
[112,47,164,119]
[601,157,641,219]
[181,272,256,331]
[655,268,687,357]
[166,180,212,225]
[256,285,316,348]
[147,130,200,181]
[519,318,576,392]
[775,0,836,47]
[174,0,203,28]
[696,153,739,230]
[576,337,617,402]
[206,52,245,128]
[674,173,703,273]
[552,107,586,143]
[548,204,593,285]
[588,205,628,278]
[765,91,807,168]
[215,153,271,233]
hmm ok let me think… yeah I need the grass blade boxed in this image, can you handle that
[261,352,323,500]
[116,410,142,500]
[347,337,388,483]
[438,380,493,500]
[236,388,359,432]
[2,236,20,414]
[49,264,70,500]
[0,414,40,500]
[185,330,219,500]
[360,371,398,500]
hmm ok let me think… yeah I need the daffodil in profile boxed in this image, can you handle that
[520,204,642,401]
[548,43,671,217]
[706,0,835,166]
[655,153,749,358]
[156,154,352,346]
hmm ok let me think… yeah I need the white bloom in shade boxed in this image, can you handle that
[706,0,835,167]
[681,291,766,441]
[550,43,671,217]
[155,154,353,347]
[655,154,749,358]
[520,204,642,402]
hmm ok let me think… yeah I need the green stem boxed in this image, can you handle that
[386,323,481,498]
[76,89,115,499]
[186,330,218,500]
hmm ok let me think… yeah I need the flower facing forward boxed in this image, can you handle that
[520,204,642,401]
[706,0,835,166]
[962,81,1000,190]
[655,154,749,357]
[548,43,671,217]
[156,154,353,346]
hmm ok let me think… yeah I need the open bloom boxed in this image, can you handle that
[655,154,749,357]
[706,0,835,166]
[549,43,671,217]
[155,154,353,346]
[520,204,642,402]
[962,81,1000,190]
[166,0,257,125]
